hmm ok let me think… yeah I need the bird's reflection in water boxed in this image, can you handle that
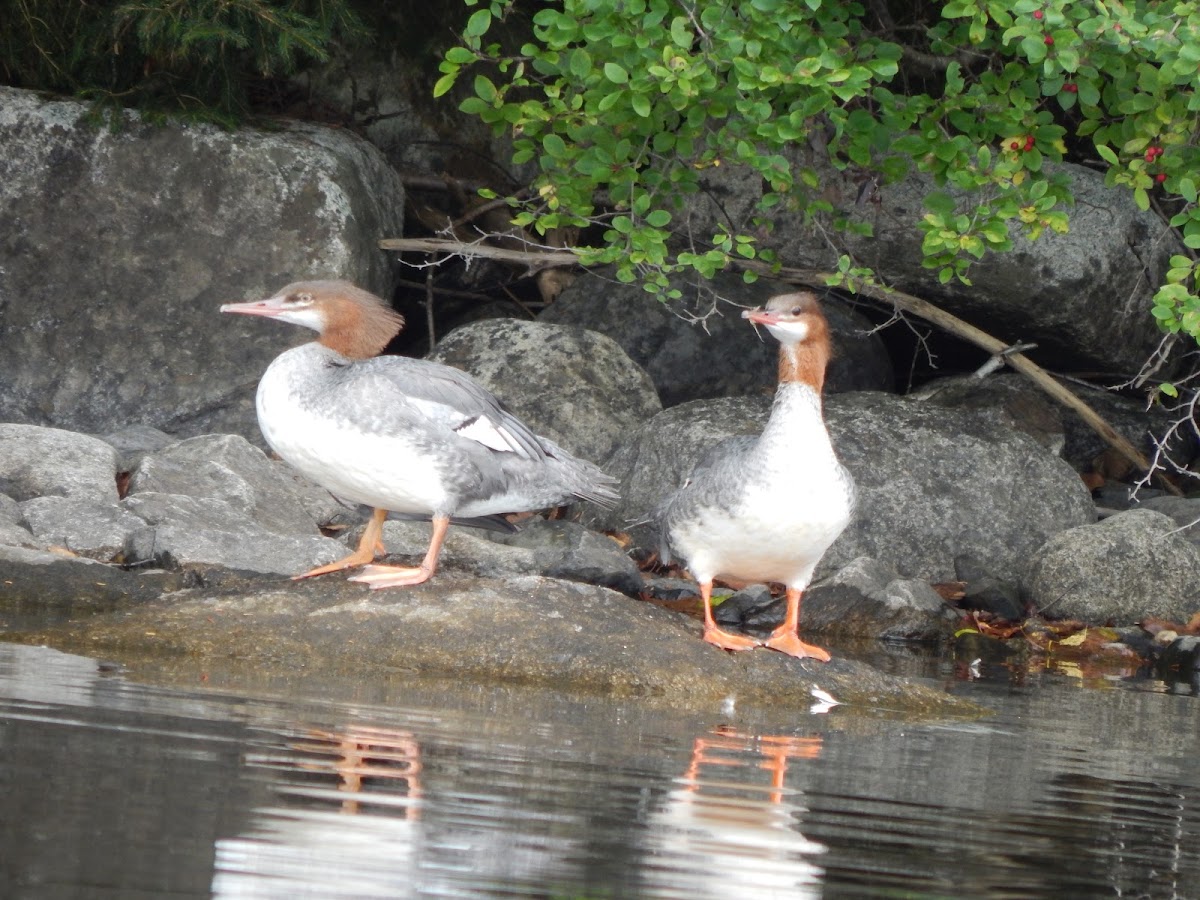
[284,725,423,816]
[643,726,827,898]
[212,725,423,898]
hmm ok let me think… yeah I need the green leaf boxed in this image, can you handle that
[569,48,592,78]
[464,8,492,38]
[433,72,458,99]
[646,209,672,227]
[603,62,629,84]
[473,74,497,103]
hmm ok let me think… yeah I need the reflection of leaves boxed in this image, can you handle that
[1054,660,1084,680]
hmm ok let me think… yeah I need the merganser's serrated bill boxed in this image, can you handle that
[222,280,619,588]
[655,291,855,660]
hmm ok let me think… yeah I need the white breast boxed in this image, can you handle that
[255,351,449,514]
[670,383,854,588]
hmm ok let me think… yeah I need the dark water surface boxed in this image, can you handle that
[1,642,1197,899]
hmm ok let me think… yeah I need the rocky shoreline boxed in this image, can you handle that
[3,84,1200,706]
[2,362,1199,708]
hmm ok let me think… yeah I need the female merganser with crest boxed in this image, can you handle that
[654,292,855,660]
[221,280,619,588]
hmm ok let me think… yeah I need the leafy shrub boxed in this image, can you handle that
[437,0,1200,349]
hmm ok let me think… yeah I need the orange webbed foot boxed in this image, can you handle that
[702,625,762,653]
[295,508,388,580]
[348,564,435,589]
[293,547,378,580]
[763,628,831,661]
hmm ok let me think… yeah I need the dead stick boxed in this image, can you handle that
[379,237,579,270]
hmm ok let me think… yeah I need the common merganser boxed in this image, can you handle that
[220,280,619,588]
[654,292,855,660]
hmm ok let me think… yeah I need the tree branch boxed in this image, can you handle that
[379,237,579,272]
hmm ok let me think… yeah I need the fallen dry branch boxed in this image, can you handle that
[379,236,579,272]
[378,236,1177,493]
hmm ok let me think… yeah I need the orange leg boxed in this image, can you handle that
[699,580,761,652]
[349,514,450,589]
[294,508,388,580]
[763,587,831,661]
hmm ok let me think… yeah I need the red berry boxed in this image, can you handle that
[1155,146,1165,157]
[1033,9,1044,19]
[1146,150,1157,163]
[1010,140,1021,150]
[1064,83,1078,93]
[1156,173,1167,183]
[1025,136,1035,150]
[1044,35,1054,45]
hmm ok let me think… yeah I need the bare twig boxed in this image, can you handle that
[424,265,436,349]
[972,341,1038,379]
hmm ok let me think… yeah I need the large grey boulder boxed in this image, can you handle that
[428,319,661,463]
[0,424,119,503]
[128,434,334,536]
[0,85,405,439]
[1137,496,1200,547]
[0,425,344,576]
[121,492,342,576]
[685,156,1179,377]
[19,496,146,561]
[122,434,346,574]
[601,390,1095,587]
[541,271,894,406]
[913,373,1065,456]
[1027,509,1200,624]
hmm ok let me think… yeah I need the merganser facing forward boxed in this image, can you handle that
[221,280,619,588]
[654,292,855,660]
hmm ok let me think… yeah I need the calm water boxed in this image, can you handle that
[0,642,1197,899]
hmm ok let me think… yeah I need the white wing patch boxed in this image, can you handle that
[456,415,519,453]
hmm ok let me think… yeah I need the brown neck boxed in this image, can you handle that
[778,326,830,394]
[319,295,405,359]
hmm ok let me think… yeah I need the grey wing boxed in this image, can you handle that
[653,434,757,563]
[354,356,549,461]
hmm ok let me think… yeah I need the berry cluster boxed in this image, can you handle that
[1145,146,1168,183]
